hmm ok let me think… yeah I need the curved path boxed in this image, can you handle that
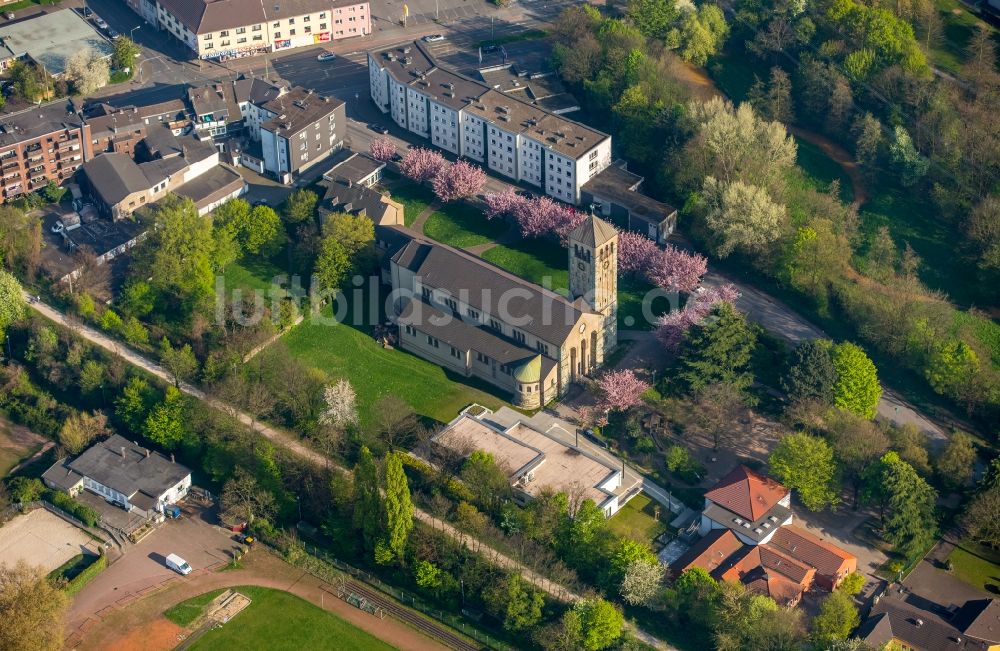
[70,551,447,651]
[675,62,868,208]
[27,298,675,649]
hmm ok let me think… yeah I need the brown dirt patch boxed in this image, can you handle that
[102,618,183,651]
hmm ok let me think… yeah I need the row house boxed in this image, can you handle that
[368,41,612,205]
[150,0,370,60]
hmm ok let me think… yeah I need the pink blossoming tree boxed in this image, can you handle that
[431,160,487,203]
[647,246,708,294]
[618,230,661,274]
[595,369,650,414]
[368,137,396,163]
[399,147,445,183]
[654,283,741,351]
[483,188,528,220]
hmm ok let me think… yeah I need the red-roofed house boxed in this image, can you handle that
[699,465,794,545]
[673,464,859,606]
[768,525,858,590]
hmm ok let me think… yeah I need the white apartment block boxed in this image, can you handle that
[152,0,370,60]
[368,42,612,205]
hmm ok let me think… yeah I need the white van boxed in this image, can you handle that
[165,553,192,575]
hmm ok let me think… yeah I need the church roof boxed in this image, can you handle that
[514,355,543,383]
[568,213,617,248]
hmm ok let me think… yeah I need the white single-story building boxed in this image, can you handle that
[42,435,191,518]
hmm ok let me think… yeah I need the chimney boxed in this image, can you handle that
[120,446,126,458]
[145,449,150,458]
[171,453,175,464]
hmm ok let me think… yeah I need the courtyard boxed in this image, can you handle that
[0,508,101,573]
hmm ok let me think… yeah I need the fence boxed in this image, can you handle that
[285,540,514,651]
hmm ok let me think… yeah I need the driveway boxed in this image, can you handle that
[791,507,887,579]
[67,508,237,632]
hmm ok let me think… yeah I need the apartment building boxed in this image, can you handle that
[249,87,345,181]
[153,0,370,60]
[0,102,93,202]
[368,41,612,205]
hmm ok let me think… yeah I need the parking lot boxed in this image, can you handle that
[0,509,101,573]
[67,503,241,628]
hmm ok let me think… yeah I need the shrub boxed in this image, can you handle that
[64,551,107,596]
[45,490,100,527]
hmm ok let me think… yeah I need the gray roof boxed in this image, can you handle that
[234,77,284,105]
[952,599,1000,643]
[0,9,113,77]
[567,214,618,248]
[0,101,84,148]
[322,152,385,186]
[42,458,84,491]
[142,125,184,159]
[582,164,677,226]
[82,153,153,205]
[372,41,608,160]
[861,596,996,650]
[398,296,550,369]
[174,164,245,209]
[259,87,343,138]
[48,434,190,502]
[138,157,189,186]
[701,499,794,544]
[389,228,592,345]
[320,178,392,223]
[188,83,232,119]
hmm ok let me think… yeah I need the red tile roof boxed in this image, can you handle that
[704,465,790,521]
[719,546,815,607]
[768,526,857,580]
[671,529,744,575]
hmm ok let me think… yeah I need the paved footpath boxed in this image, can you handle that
[27,296,673,649]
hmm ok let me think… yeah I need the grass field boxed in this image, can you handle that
[928,0,998,75]
[383,178,436,227]
[947,542,1000,595]
[423,202,509,248]
[0,414,45,477]
[791,138,855,204]
[278,299,504,428]
[165,589,227,627]
[177,587,398,650]
[222,257,287,294]
[608,493,669,544]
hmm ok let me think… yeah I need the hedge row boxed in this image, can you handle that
[45,490,100,528]
[64,551,107,597]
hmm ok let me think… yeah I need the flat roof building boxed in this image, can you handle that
[433,409,628,516]
[0,10,113,77]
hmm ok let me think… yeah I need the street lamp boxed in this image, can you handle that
[130,25,141,41]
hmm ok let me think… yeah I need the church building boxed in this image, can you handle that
[378,214,619,408]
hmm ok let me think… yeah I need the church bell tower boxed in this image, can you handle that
[568,213,618,354]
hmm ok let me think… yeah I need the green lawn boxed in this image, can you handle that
[480,238,671,330]
[422,202,509,248]
[481,238,569,293]
[383,178,435,227]
[222,256,286,295]
[181,587,397,650]
[928,0,997,76]
[0,414,44,477]
[165,589,228,627]
[278,299,504,428]
[608,493,669,544]
[791,137,855,204]
[947,542,1000,595]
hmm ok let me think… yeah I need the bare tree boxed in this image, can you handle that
[220,467,275,526]
[685,382,749,450]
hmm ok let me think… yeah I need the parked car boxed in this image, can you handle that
[165,553,192,575]
[316,51,336,61]
[423,34,444,42]
[83,6,93,16]
[235,531,256,546]
[4,11,14,20]
[107,28,119,38]
[580,428,608,449]
[94,16,108,29]
[252,198,269,207]
[368,123,389,134]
